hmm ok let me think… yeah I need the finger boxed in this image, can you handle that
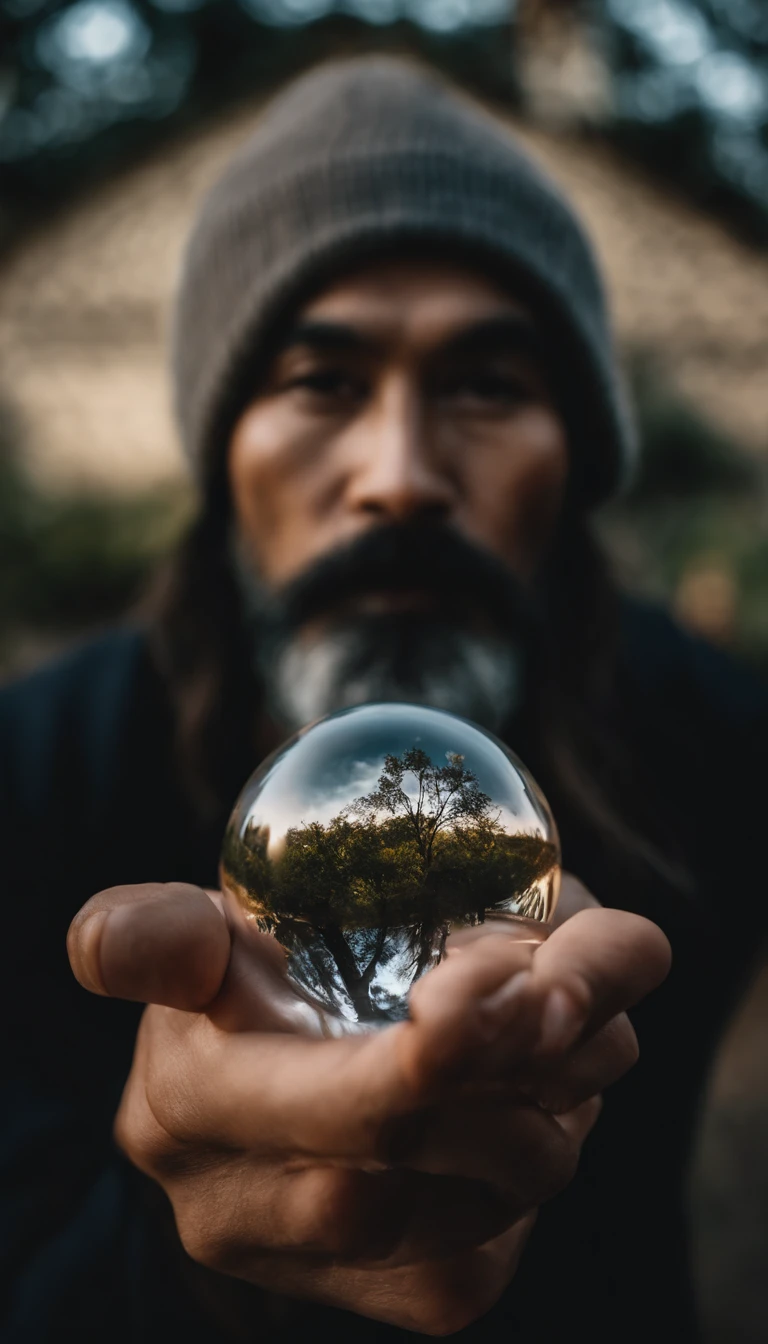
[195,1217,533,1335]
[309,1219,532,1333]
[402,935,545,1087]
[67,883,232,1011]
[154,937,548,1159]
[270,1221,535,1334]
[172,1158,519,1270]
[527,907,671,1054]
[388,1096,579,1214]
[521,1013,638,1114]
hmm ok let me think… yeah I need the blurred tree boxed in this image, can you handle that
[590,0,768,244]
[0,0,517,239]
[599,355,768,669]
[2,1,765,245]
[0,402,193,675]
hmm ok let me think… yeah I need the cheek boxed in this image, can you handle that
[466,410,568,576]
[227,404,329,583]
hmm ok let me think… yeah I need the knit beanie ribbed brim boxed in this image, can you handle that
[172,57,636,505]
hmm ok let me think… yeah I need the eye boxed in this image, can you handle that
[435,367,536,410]
[451,373,529,403]
[286,368,367,403]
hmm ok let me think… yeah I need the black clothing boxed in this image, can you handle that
[2,605,765,1342]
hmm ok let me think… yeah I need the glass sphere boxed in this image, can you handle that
[220,704,560,1028]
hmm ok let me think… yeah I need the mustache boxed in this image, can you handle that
[264,522,541,636]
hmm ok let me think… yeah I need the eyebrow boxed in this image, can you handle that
[275,320,380,356]
[273,313,545,361]
[437,314,545,362]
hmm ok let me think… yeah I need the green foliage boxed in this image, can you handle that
[625,358,758,504]
[0,439,193,671]
[222,748,558,930]
[600,356,768,674]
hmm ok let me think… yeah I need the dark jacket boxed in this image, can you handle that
[2,603,766,1342]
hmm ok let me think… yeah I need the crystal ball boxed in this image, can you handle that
[220,704,560,1027]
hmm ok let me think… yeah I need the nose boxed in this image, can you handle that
[345,376,456,524]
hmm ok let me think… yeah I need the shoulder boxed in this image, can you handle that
[617,597,767,912]
[617,595,766,730]
[0,627,156,819]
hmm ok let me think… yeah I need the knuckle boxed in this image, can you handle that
[114,1086,172,1178]
[113,1042,207,1183]
[289,1170,381,1259]
[175,1209,237,1273]
[172,1169,254,1273]
[408,1270,498,1336]
[558,971,594,1024]
[404,1221,529,1334]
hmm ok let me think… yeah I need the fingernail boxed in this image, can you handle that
[477,970,533,1040]
[538,988,583,1054]
[69,911,109,996]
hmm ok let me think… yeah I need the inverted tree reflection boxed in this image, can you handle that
[222,746,558,1021]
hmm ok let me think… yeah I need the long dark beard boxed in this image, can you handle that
[231,521,542,736]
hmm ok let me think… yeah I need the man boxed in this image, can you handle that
[2,57,765,1342]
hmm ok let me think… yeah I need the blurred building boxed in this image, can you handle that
[0,85,767,496]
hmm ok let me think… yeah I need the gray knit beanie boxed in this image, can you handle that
[172,56,636,505]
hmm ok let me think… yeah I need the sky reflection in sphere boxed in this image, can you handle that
[221,704,560,1028]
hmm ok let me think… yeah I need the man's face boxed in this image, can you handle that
[228,255,568,732]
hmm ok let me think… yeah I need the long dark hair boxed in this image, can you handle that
[145,495,690,902]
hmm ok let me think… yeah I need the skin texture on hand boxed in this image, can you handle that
[67,877,670,1336]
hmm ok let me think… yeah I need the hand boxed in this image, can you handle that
[67,876,670,1335]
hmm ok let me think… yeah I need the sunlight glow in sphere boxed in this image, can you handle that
[220,704,560,1027]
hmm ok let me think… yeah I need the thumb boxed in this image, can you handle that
[67,883,231,1011]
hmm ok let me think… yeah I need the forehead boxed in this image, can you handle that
[295,253,534,342]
